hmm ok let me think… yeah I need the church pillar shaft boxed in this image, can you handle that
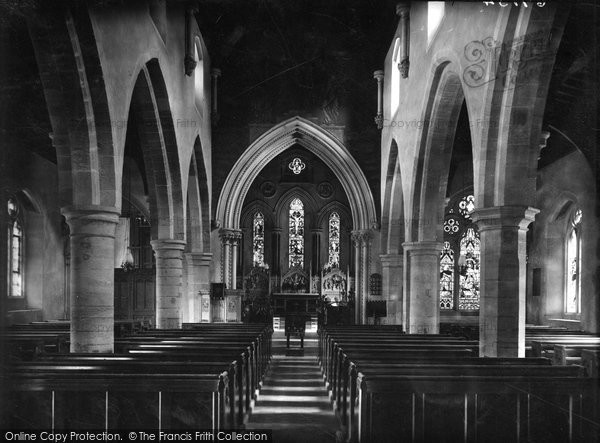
[352,233,362,324]
[472,206,538,357]
[380,253,403,325]
[232,240,239,290]
[361,235,370,325]
[403,241,443,334]
[62,206,119,353]
[151,239,186,329]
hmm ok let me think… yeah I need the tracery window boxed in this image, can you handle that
[328,212,340,268]
[439,241,454,309]
[7,197,23,297]
[439,193,480,311]
[565,209,582,314]
[252,212,265,267]
[458,227,480,310]
[288,198,304,268]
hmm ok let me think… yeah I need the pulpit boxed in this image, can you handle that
[199,283,243,322]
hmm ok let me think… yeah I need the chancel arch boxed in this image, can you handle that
[216,117,376,322]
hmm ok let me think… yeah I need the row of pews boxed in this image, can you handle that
[1,322,272,431]
[526,325,600,376]
[4,319,148,360]
[319,325,600,443]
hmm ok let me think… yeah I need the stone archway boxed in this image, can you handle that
[215,117,377,323]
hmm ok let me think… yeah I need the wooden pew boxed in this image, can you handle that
[530,337,600,358]
[553,344,600,368]
[10,358,243,428]
[334,355,553,423]
[2,331,69,359]
[320,326,598,443]
[581,349,600,378]
[3,324,272,429]
[2,368,227,431]
[353,371,598,443]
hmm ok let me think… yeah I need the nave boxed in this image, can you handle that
[1,1,599,441]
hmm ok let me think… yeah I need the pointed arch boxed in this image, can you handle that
[381,139,404,254]
[216,117,377,231]
[186,136,210,253]
[29,8,117,208]
[410,62,466,242]
[129,59,184,240]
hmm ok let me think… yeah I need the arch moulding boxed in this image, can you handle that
[216,117,377,232]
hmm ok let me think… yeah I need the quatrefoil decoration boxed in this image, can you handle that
[288,157,306,175]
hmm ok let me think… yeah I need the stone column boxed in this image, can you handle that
[185,252,213,323]
[62,206,119,353]
[403,241,443,334]
[351,231,363,324]
[219,228,242,289]
[361,231,372,325]
[231,234,241,290]
[380,253,403,324]
[151,239,186,329]
[396,3,410,78]
[472,206,538,357]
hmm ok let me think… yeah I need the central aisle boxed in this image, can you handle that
[245,331,341,442]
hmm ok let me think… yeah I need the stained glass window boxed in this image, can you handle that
[288,198,304,268]
[458,228,480,310]
[458,195,475,219]
[565,209,582,314]
[439,191,480,312]
[288,158,306,175]
[443,217,459,234]
[252,212,265,267]
[328,212,340,268]
[8,198,23,297]
[439,241,454,309]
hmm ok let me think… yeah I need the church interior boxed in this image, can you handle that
[1,1,599,441]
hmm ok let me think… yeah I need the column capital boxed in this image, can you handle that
[150,239,187,252]
[61,205,120,222]
[219,228,242,244]
[61,206,120,237]
[211,68,221,78]
[311,228,323,234]
[402,241,443,255]
[373,70,384,81]
[351,229,374,244]
[379,253,403,266]
[471,206,539,231]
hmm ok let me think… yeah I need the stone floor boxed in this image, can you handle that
[245,331,341,443]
